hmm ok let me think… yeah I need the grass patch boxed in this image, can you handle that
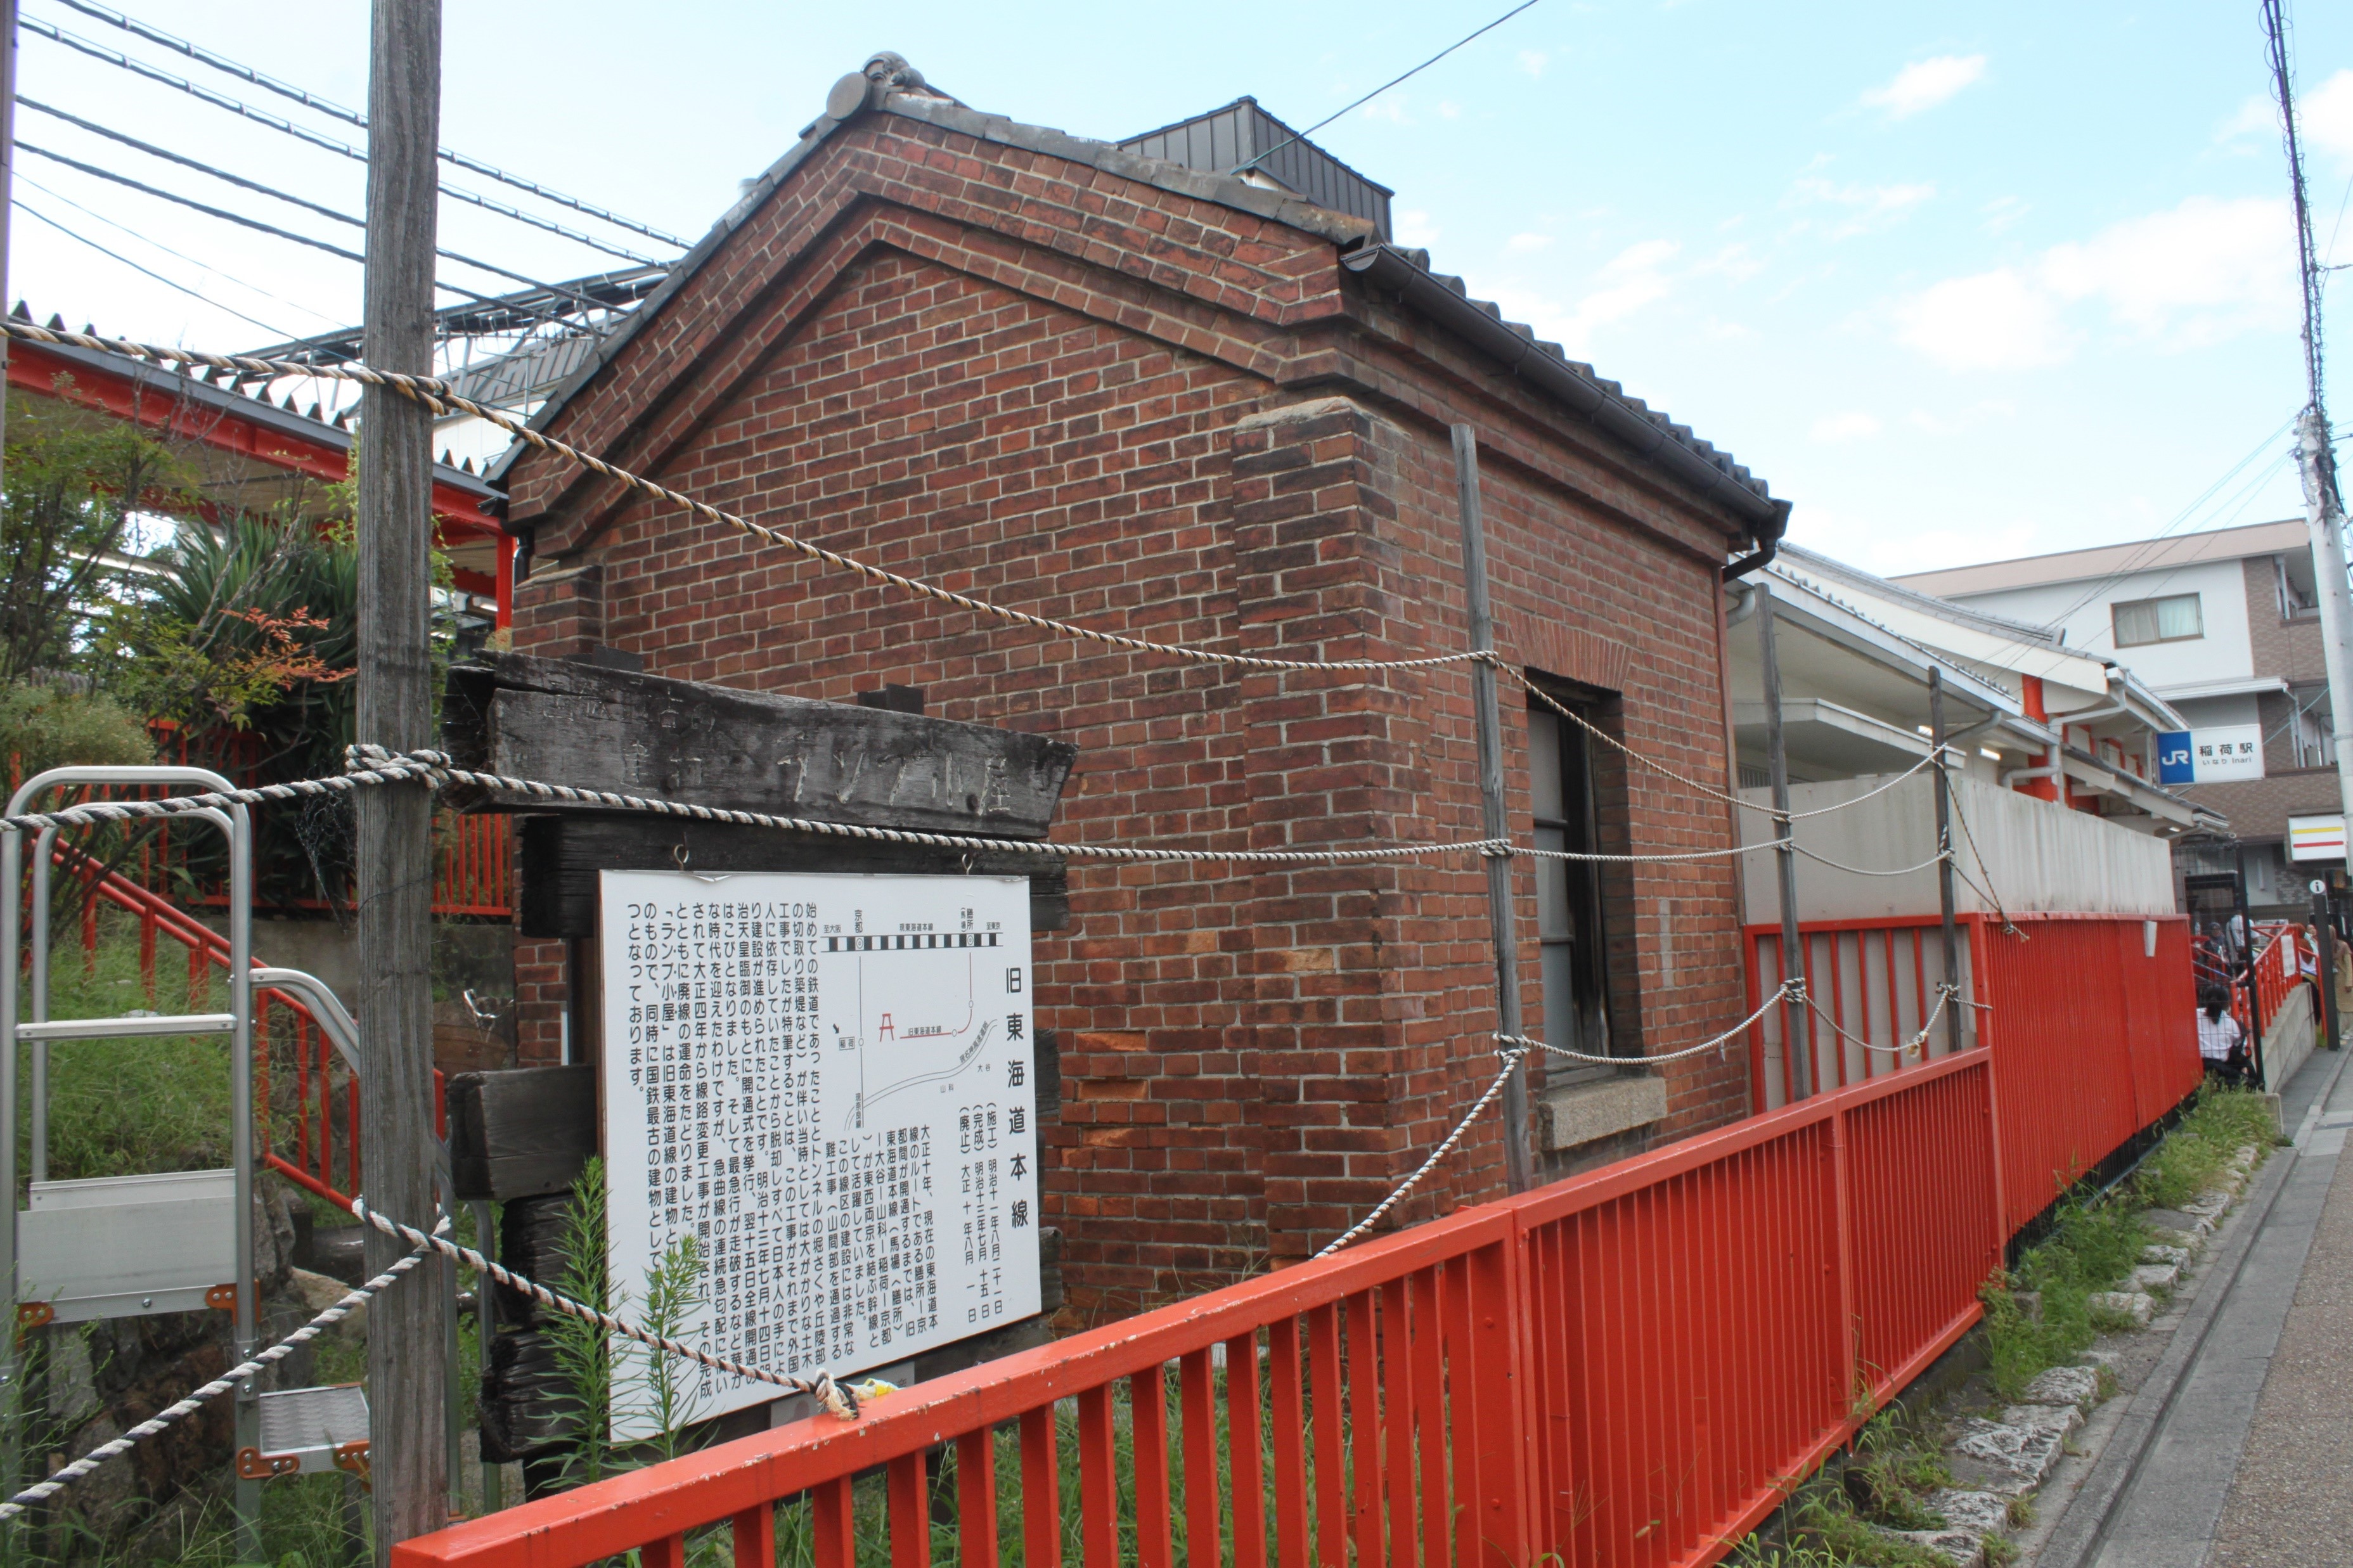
[1987,1084,2276,1401]
[1727,1408,1957,1568]
[2134,1088,2276,1211]
[23,906,234,1189]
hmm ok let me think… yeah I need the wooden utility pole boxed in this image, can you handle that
[1929,670,1963,1056]
[1452,425,1533,1193]
[358,1,448,1557]
[1755,584,1810,1099]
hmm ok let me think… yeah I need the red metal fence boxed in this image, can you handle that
[397,1046,2015,1568]
[46,842,440,1207]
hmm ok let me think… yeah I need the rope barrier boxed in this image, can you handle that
[0,748,1838,873]
[1315,1047,1526,1259]
[5,318,1991,842]
[1500,981,1794,1065]
[1794,845,1952,878]
[1799,982,1961,1060]
[345,1200,860,1420]
[0,320,1486,678]
[0,1218,446,1520]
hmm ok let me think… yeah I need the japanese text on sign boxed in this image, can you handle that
[600,870,1038,1436]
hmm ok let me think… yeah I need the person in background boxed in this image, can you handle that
[2197,982,2247,1085]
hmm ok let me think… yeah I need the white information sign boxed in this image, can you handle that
[2187,724,2266,783]
[601,870,1038,1435]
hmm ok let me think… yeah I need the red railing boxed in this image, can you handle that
[396,1047,2008,1568]
[1744,913,1980,1110]
[1749,912,2199,1237]
[48,843,441,1208]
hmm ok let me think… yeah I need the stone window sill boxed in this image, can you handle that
[1538,1071,1666,1152]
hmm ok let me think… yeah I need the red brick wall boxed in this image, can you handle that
[502,112,1759,1320]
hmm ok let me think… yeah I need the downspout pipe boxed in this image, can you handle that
[1725,582,1761,627]
[1720,501,1789,583]
[1341,243,1791,568]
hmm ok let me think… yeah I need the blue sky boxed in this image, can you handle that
[10,1,2353,577]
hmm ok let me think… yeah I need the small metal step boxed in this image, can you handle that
[238,1383,370,1480]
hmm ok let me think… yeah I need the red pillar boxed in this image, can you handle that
[2017,676,2060,802]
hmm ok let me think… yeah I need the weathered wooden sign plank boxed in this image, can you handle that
[512,813,1069,939]
[443,653,1076,839]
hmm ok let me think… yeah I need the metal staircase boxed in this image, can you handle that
[1,767,382,1544]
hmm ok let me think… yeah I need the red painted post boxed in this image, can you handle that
[1225,1332,1265,1568]
[886,1451,929,1568]
[812,1475,856,1568]
[1306,1302,1344,1568]
[1018,1406,1061,1568]
[1075,1385,1118,1568]
[955,1428,998,1568]
[637,1535,683,1568]
[1270,1319,1308,1568]
[1131,1368,1173,1568]
[730,1505,774,1568]
[1177,1349,1218,1567]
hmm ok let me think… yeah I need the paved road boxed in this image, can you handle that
[2086,1047,2352,1568]
[2208,1072,2353,1567]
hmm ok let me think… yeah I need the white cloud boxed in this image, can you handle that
[1859,55,1987,119]
[2307,69,2353,162]
[2217,93,2278,145]
[1485,239,1682,356]
[1894,195,2293,370]
[1980,195,2030,234]
[1394,209,1441,247]
[1518,49,1549,79]
[1693,243,1763,283]
[2038,196,2295,344]
[1504,232,1554,256]
[1810,411,1883,442]
[1790,176,1937,238]
[1896,269,2077,371]
[1360,99,1414,125]
[1436,100,1462,120]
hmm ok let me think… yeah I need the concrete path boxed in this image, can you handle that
[2207,1072,2353,1566]
[2083,1048,2352,1568]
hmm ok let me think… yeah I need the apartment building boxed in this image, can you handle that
[1895,520,2333,918]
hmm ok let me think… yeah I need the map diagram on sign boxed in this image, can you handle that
[602,870,1038,1438]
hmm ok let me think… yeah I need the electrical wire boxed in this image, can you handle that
[18,98,616,323]
[10,196,301,340]
[12,167,346,331]
[50,0,690,249]
[21,15,668,267]
[1234,0,1547,176]
[16,142,592,337]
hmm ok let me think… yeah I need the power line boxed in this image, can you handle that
[1232,0,1545,176]
[20,16,667,267]
[13,167,349,331]
[19,101,629,321]
[11,197,302,341]
[46,0,690,250]
[17,141,588,337]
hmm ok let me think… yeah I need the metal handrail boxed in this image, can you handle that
[0,765,257,1527]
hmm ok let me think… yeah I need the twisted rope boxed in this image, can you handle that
[346,1200,860,1421]
[1317,1048,1525,1259]
[0,749,1833,871]
[1,1218,445,1520]
[1502,980,1795,1065]
[1794,845,1952,878]
[1801,982,1962,1059]
[0,320,1483,677]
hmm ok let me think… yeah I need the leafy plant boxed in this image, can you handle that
[546,1157,617,1490]
[0,681,153,782]
[0,387,188,686]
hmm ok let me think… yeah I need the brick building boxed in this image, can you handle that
[490,57,1790,1320]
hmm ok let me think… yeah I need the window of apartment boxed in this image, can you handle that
[2277,555,2321,621]
[1530,697,1616,1060]
[2111,593,2203,648]
[2293,690,2331,769]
